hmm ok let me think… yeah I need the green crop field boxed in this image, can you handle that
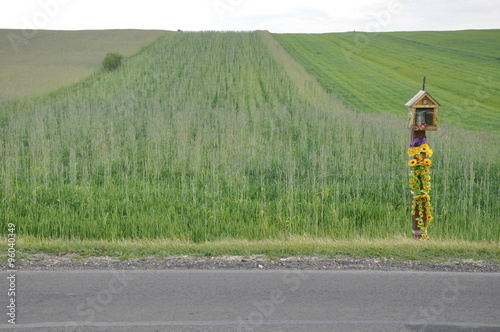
[0,29,165,101]
[274,30,500,131]
[0,31,499,248]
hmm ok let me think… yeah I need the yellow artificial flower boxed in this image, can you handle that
[423,159,432,167]
[408,159,417,167]
[421,234,430,240]
[427,215,434,220]
[408,147,422,156]
[420,169,429,175]
[419,144,434,157]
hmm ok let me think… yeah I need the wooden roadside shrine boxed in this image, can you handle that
[405,77,440,239]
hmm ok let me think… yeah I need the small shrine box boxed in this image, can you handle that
[406,90,440,131]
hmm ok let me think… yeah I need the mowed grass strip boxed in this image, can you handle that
[274,30,500,131]
[3,236,498,262]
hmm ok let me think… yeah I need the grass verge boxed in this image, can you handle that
[2,236,498,262]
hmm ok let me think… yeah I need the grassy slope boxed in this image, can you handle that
[0,29,165,101]
[274,30,500,131]
[0,31,498,259]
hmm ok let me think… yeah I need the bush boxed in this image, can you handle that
[102,52,123,71]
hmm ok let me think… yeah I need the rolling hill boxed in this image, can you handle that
[275,30,500,131]
[0,29,165,101]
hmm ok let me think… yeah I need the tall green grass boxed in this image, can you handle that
[0,31,498,242]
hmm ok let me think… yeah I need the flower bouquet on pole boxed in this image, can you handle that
[407,138,434,239]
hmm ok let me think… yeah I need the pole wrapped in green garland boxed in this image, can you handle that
[407,138,434,239]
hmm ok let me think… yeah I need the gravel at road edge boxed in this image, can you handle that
[3,255,499,272]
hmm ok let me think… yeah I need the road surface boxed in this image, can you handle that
[1,270,499,331]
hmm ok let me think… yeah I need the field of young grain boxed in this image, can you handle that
[0,31,498,243]
[274,30,500,131]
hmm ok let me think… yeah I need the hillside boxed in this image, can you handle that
[0,31,498,242]
[274,30,500,131]
[0,29,165,101]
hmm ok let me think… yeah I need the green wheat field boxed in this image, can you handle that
[0,30,499,255]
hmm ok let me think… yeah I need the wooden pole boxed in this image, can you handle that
[411,130,426,239]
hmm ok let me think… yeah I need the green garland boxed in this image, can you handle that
[407,139,434,239]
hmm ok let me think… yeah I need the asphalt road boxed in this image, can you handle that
[1,270,499,331]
